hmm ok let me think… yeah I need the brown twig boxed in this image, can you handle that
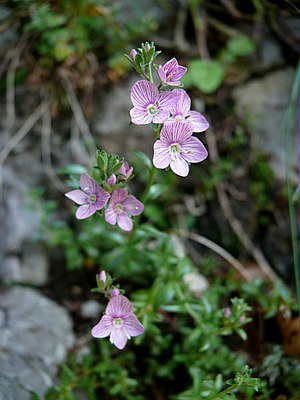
[178,229,252,282]
[41,104,69,193]
[0,101,49,201]
[206,129,279,283]
[61,77,97,163]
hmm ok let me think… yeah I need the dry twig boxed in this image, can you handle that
[206,129,279,283]
[178,229,252,282]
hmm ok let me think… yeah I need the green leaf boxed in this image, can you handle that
[226,36,256,57]
[129,149,152,171]
[187,59,224,94]
[56,164,87,175]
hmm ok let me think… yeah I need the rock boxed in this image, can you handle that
[80,300,103,319]
[233,68,297,181]
[183,272,209,297]
[93,77,153,158]
[0,287,75,400]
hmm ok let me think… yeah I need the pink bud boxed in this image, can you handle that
[110,288,120,297]
[99,270,106,284]
[239,315,246,322]
[130,49,137,62]
[107,174,116,186]
[224,307,232,317]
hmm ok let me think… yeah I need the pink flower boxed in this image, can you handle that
[105,188,144,231]
[99,270,106,284]
[165,89,209,132]
[153,122,208,177]
[158,57,187,87]
[130,49,137,61]
[65,173,110,219]
[118,161,133,180]
[130,80,178,125]
[91,295,144,350]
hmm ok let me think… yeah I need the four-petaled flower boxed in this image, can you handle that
[65,173,110,219]
[158,57,187,87]
[105,188,144,231]
[165,89,209,132]
[130,80,178,125]
[153,122,208,177]
[91,295,144,350]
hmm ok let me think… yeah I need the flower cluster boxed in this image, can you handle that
[91,271,144,349]
[65,152,143,231]
[128,42,209,177]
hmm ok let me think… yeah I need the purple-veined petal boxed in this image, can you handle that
[186,111,209,132]
[106,295,134,318]
[91,315,112,338]
[110,188,129,206]
[65,189,87,205]
[130,80,158,108]
[76,204,97,219]
[152,109,170,124]
[105,206,117,226]
[123,195,144,216]
[123,315,144,337]
[173,66,187,81]
[170,154,189,177]
[153,141,171,169]
[160,122,193,146]
[158,65,167,83]
[181,136,208,163]
[109,326,128,349]
[117,213,133,231]
[171,89,191,115]
[164,57,178,73]
[80,173,99,194]
[130,106,153,125]
[95,188,110,210]
[158,91,179,112]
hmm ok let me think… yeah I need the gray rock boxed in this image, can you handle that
[0,256,22,284]
[93,77,153,158]
[80,299,103,319]
[0,287,75,400]
[233,68,297,181]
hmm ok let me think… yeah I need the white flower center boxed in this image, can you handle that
[146,104,158,115]
[115,204,123,214]
[169,143,181,157]
[113,318,123,328]
[174,114,184,122]
[88,194,97,203]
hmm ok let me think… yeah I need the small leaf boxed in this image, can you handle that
[226,36,256,57]
[188,59,224,94]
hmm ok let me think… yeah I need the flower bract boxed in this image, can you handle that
[65,173,110,219]
[158,57,187,86]
[130,80,178,125]
[105,188,144,231]
[153,122,208,177]
[91,295,144,350]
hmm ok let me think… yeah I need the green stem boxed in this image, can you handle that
[208,384,239,399]
[285,61,300,312]
[129,165,157,241]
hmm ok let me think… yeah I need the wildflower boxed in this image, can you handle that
[158,57,187,86]
[65,173,110,219]
[107,174,117,186]
[224,307,232,318]
[118,161,133,180]
[130,80,178,125]
[153,122,208,177]
[165,89,209,132]
[105,188,144,231]
[91,295,144,350]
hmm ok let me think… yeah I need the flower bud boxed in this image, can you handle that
[110,288,120,297]
[224,307,232,317]
[130,49,137,62]
[99,270,106,284]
